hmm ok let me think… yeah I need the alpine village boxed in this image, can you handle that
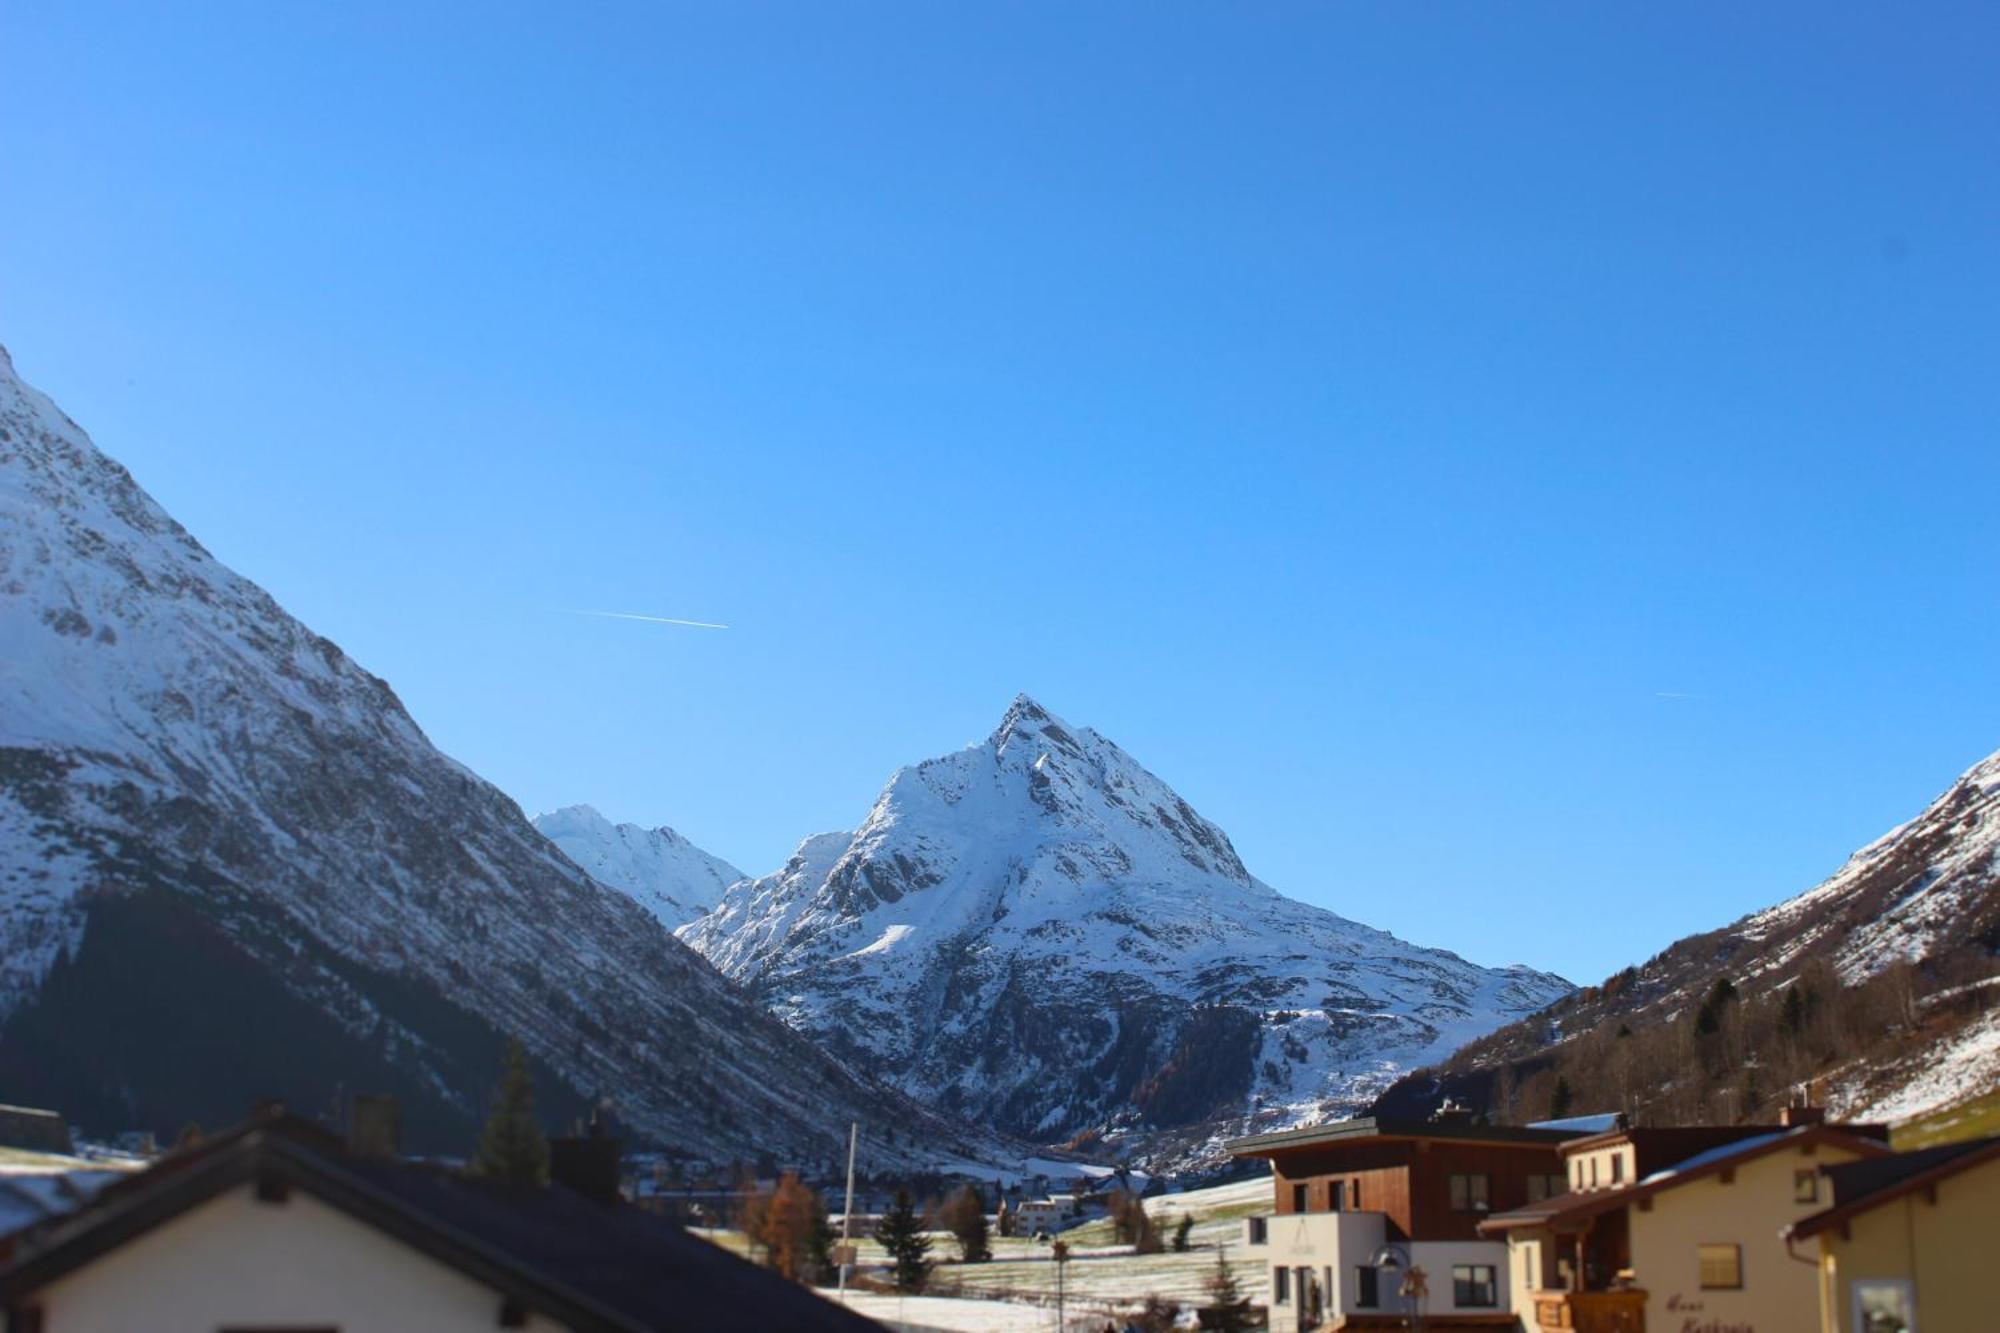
[1,6,1995,1333]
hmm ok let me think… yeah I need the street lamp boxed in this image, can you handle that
[1369,1246,1425,1333]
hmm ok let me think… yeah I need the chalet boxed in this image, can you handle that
[1783,1133,2000,1333]
[1228,1110,1592,1331]
[1480,1107,1891,1333]
[0,1107,882,1332]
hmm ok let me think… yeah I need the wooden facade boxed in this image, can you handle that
[1265,1132,1569,1241]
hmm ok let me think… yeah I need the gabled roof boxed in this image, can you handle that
[1480,1124,1894,1235]
[1226,1115,1583,1157]
[1786,1135,2000,1241]
[0,1113,877,1332]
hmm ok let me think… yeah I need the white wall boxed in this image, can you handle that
[36,1182,570,1333]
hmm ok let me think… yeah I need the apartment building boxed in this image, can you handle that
[1229,1110,1591,1331]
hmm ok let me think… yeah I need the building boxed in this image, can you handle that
[1783,1133,2000,1333]
[0,1108,71,1158]
[0,1108,882,1332]
[1228,1110,1593,1331]
[1014,1197,1068,1236]
[1480,1108,1890,1333]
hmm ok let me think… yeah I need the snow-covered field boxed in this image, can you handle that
[699,1176,1275,1331]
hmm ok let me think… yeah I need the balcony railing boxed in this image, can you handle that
[1531,1288,1646,1333]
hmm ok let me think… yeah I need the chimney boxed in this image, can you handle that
[1780,1104,1826,1129]
[1431,1099,1475,1127]
[349,1094,403,1158]
[551,1137,622,1205]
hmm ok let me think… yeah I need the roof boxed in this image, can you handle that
[0,1113,878,1332]
[1786,1135,2000,1242]
[1528,1113,1625,1134]
[1226,1115,1585,1157]
[1480,1124,1894,1236]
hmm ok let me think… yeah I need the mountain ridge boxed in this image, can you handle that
[682,692,1570,1155]
[0,343,996,1167]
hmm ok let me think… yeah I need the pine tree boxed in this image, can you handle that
[1548,1074,1574,1121]
[1781,985,1807,1036]
[875,1188,933,1292]
[470,1039,550,1186]
[1172,1212,1194,1252]
[1202,1250,1254,1333]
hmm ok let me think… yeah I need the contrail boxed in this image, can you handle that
[567,609,730,630]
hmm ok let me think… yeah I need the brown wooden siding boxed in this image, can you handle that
[1267,1137,1565,1243]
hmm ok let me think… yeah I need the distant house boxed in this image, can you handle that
[0,1108,71,1157]
[0,1109,882,1332]
[1014,1198,1067,1235]
[1784,1133,2000,1333]
[1481,1107,1891,1333]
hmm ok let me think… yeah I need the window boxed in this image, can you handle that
[1292,1182,1309,1212]
[1348,1177,1362,1209]
[1329,1180,1344,1212]
[1852,1278,1916,1333]
[1571,1160,1584,1190]
[1698,1243,1743,1290]
[1356,1264,1380,1308]
[1610,1154,1625,1183]
[1525,1172,1567,1202]
[1246,1215,1267,1244]
[1449,1173,1490,1211]
[1274,1266,1290,1304]
[1794,1168,1820,1203]
[1589,1157,1600,1188]
[1522,1244,1538,1291]
[1453,1264,1499,1308]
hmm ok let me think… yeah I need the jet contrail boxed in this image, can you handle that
[567,609,730,630]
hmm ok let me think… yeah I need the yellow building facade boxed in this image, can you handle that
[1786,1136,2000,1333]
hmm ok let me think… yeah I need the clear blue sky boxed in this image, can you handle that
[4,3,1996,983]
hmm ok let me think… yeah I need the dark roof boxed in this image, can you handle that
[1226,1115,1585,1156]
[1787,1135,2000,1241]
[1481,1124,1894,1235]
[0,1113,878,1333]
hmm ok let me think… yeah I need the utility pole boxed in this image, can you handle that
[836,1122,858,1303]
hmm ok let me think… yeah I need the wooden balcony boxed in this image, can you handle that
[1531,1288,1646,1333]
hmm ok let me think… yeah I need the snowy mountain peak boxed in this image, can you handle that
[532,805,745,931]
[684,695,1572,1149]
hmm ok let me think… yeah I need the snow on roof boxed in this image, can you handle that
[1639,1131,1788,1186]
[1529,1113,1624,1133]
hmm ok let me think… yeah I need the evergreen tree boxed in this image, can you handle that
[1548,1074,1574,1121]
[1781,985,1807,1036]
[875,1188,933,1292]
[1172,1212,1194,1252]
[1201,1250,1254,1333]
[471,1039,550,1186]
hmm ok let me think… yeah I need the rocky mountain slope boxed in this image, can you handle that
[0,344,990,1165]
[533,805,744,931]
[682,695,1571,1145]
[1372,744,2000,1126]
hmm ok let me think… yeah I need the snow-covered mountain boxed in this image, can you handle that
[0,344,988,1166]
[533,805,743,930]
[682,695,1571,1142]
[1735,747,2000,984]
[1371,742,2000,1127]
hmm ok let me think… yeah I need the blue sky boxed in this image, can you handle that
[4,3,1996,982]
